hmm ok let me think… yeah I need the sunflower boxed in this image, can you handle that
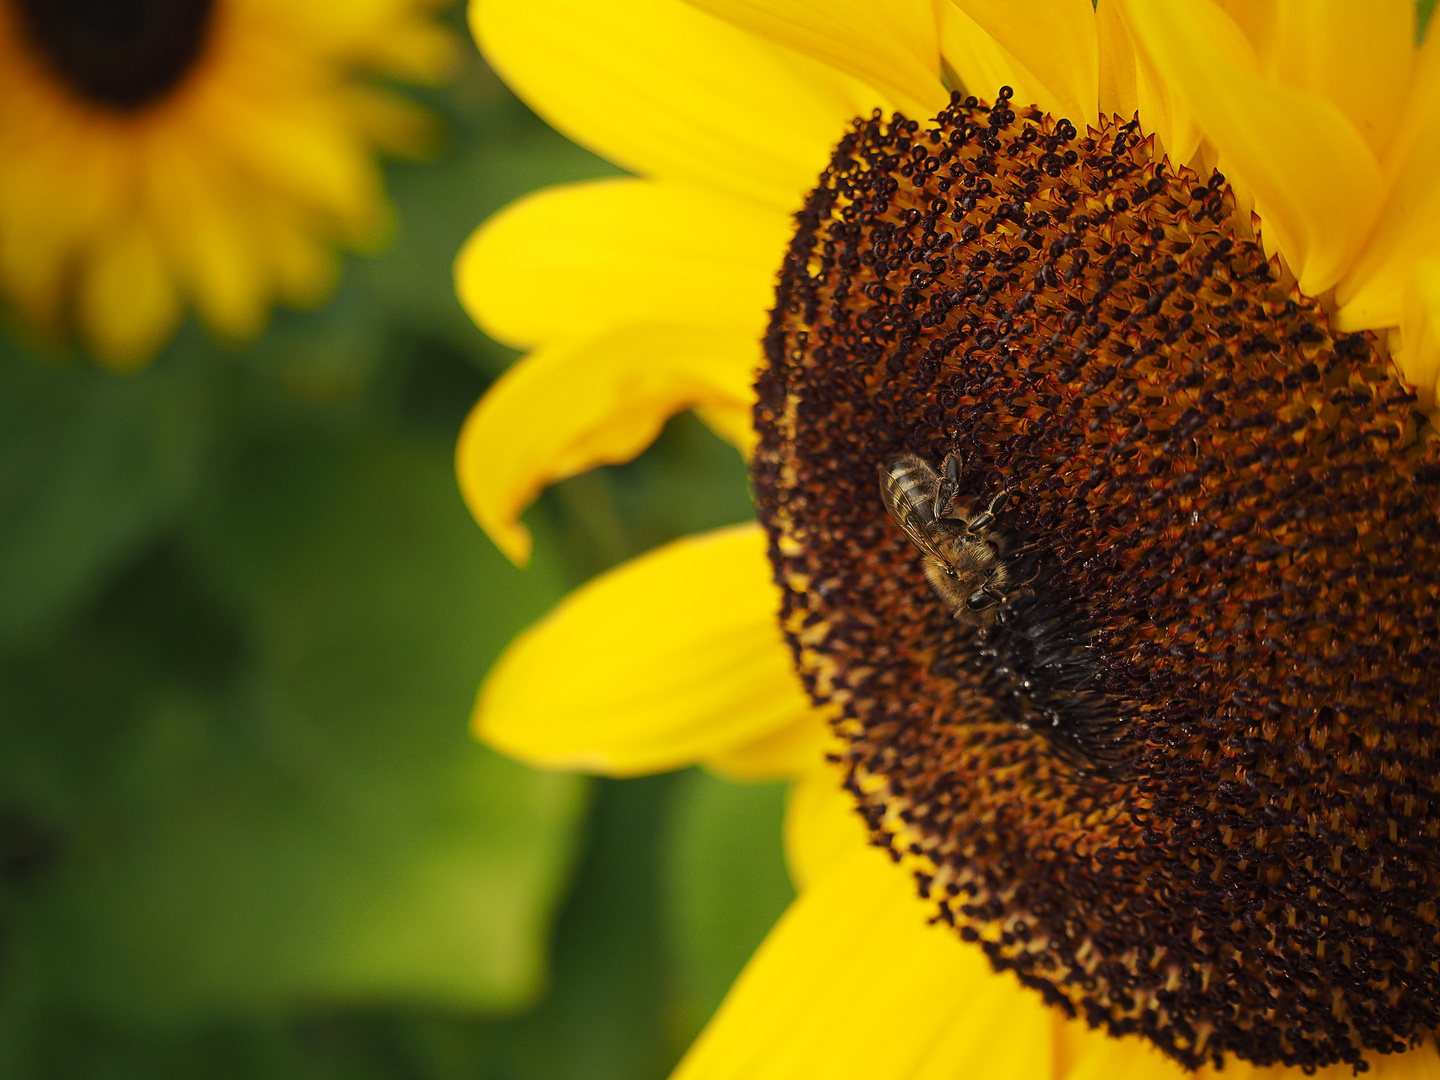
[457,0,1440,1076]
[0,0,458,370]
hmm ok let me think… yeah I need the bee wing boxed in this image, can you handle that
[878,463,952,565]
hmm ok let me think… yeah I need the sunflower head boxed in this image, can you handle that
[0,0,457,368]
[754,92,1440,1071]
[14,0,214,110]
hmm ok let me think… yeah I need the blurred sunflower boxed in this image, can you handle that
[457,1,1440,1077]
[0,0,459,369]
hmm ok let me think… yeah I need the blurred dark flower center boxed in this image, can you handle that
[15,0,214,109]
[753,89,1440,1072]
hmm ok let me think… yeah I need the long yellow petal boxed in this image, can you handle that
[681,0,947,119]
[672,842,1053,1080]
[1095,0,1139,122]
[704,708,833,782]
[475,524,818,776]
[456,325,758,565]
[1398,258,1440,407]
[1096,0,1202,165]
[1265,0,1414,160]
[937,4,1054,115]
[472,0,876,211]
[1335,23,1440,333]
[455,178,790,351]
[1118,0,1384,296]
[782,766,867,889]
[947,0,1099,126]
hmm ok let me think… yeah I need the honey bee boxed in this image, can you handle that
[879,452,1023,626]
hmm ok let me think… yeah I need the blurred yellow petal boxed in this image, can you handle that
[1266,0,1414,160]
[1118,0,1384,296]
[682,0,946,118]
[146,145,269,340]
[1398,258,1440,406]
[782,766,866,889]
[472,0,874,210]
[704,708,832,782]
[261,205,341,309]
[1335,26,1440,332]
[476,524,817,775]
[947,0,1099,125]
[1056,1017,1191,1079]
[76,222,182,373]
[456,324,759,565]
[693,402,760,459]
[344,85,446,159]
[672,842,1053,1080]
[455,178,789,350]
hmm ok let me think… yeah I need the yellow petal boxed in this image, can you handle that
[456,325,758,566]
[1335,23,1440,332]
[937,4,1053,114]
[1398,257,1440,407]
[1118,0,1384,296]
[145,143,270,340]
[475,524,817,776]
[1095,0,1139,122]
[1056,1015,1192,1079]
[682,0,947,119]
[455,178,790,351]
[782,765,868,889]
[472,0,877,210]
[1265,0,1414,160]
[1096,0,1203,165]
[704,706,833,782]
[672,842,1053,1080]
[947,0,1099,126]
[694,402,761,459]
[76,222,182,372]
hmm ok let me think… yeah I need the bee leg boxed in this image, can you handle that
[933,451,963,520]
[965,584,1006,611]
[964,488,1013,535]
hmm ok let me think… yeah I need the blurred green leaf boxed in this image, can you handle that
[0,421,586,1024]
[0,340,208,649]
[660,771,794,1051]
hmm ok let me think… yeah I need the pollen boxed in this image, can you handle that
[752,91,1440,1072]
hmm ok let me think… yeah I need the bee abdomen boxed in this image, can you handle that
[886,454,938,523]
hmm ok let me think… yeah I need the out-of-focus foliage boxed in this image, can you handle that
[0,19,790,1080]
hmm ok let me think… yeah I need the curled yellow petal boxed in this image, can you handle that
[473,0,877,210]
[456,325,759,565]
[947,0,1099,126]
[455,178,789,351]
[672,842,1054,1080]
[475,524,817,776]
[1118,0,1384,296]
[683,0,947,119]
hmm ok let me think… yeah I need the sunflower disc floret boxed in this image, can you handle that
[753,91,1440,1072]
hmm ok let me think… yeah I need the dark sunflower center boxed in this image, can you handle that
[753,89,1440,1072]
[14,0,214,109]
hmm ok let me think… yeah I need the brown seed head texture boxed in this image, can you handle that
[751,92,1440,1071]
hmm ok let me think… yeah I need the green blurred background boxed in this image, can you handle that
[0,25,794,1080]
